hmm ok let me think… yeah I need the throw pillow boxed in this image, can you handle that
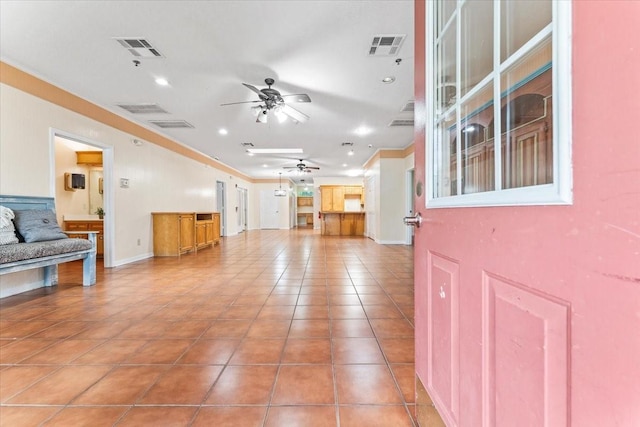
[0,205,19,245]
[13,209,68,243]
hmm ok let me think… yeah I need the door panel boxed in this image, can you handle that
[413,2,639,426]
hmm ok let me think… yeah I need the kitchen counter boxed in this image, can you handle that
[320,212,365,236]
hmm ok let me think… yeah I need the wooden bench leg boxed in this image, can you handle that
[43,265,58,286]
[83,251,96,286]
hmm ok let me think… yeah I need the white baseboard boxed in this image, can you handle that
[112,252,154,267]
[374,239,409,245]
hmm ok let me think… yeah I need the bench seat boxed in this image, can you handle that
[0,238,92,264]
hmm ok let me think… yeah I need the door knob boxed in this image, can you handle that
[403,212,422,228]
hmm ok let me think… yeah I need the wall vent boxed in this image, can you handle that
[368,34,406,56]
[117,103,168,114]
[401,101,415,112]
[148,120,194,129]
[114,38,163,58]
[389,119,415,127]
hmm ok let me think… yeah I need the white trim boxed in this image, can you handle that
[112,252,153,267]
[425,0,572,209]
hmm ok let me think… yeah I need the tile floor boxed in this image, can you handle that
[0,229,415,426]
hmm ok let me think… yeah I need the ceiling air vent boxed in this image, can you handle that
[148,120,194,129]
[389,119,415,127]
[117,103,168,114]
[401,101,415,112]
[114,38,163,58]
[368,34,406,56]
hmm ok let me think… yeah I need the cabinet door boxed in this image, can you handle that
[340,214,354,235]
[179,215,194,251]
[196,223,206,247]
[213,214,221,243]
[332,187,345,212]
[321,188,334,211]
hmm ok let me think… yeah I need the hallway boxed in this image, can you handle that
[0,230,415,426]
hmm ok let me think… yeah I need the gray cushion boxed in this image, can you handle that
[0,238,92,264]
[13,210,68,243]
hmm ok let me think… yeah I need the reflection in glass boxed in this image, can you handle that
[501,0,551,62]
[461,0,493,98]
[436,20,457,114]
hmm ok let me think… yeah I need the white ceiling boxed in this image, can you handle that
[0,0,415,183]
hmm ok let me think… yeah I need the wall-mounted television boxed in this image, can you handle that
[64,173,86,191]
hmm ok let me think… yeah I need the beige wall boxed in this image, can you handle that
[364,149,415,244]
[0,82,254,296]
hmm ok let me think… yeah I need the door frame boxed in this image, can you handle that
[49,128,114,268]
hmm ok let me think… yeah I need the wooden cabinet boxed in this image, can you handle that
[339,213,365,236]
[195,213,221,249]
[152,212,220,257]
[321,212,365,236]
[212,213,221,244]
[297,197,313,207]
[76,151,103,166]
[152,213,195,256]
[64,220,104,257]
[320,186,345,212]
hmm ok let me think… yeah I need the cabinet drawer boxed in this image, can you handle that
[65,222,89,231]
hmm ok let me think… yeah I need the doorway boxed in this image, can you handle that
[51,129,114,268]
[216,181,226,236]
[237,186,248,233]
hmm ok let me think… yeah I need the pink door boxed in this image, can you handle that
[413,1,640,426]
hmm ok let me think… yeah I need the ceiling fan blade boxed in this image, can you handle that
[305,167,320,170]
[220,100,262,106]
[283,166,297,169]
[281,104,309,123]
[242,83,265,97]
[281,94,311,103]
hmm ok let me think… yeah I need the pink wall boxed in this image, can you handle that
[414,1,640,425]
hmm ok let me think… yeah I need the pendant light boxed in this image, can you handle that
[274,172,286,196]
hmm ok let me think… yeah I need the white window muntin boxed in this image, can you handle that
[426,0,572,208]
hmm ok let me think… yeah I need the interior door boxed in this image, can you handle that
[413,2,640,426]
[259,190,279,229]
[216,181,226,236]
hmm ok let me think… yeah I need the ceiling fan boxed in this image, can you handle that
[221,78,311,123]
[283,159,320,173]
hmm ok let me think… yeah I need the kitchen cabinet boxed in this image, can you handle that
[321,212,365,236]
[320,186,345,212]
[339,213,365,236]
[64,219,104,257]
[297,197,313,207]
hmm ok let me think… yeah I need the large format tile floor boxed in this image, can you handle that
[0,229,415,426]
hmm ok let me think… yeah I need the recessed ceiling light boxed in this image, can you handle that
[354,126,371,136]
[382,76,396,83]
[262,164,268,167]
[348,150,355,156]
[155,77,169,86]
[218,128,228,135]
[342,163,348,167]
[247,151,255,156]
[246,148,304,154]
